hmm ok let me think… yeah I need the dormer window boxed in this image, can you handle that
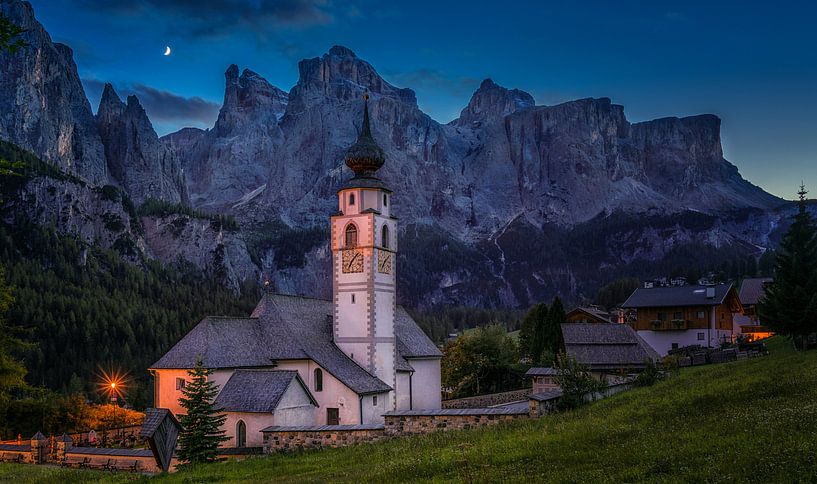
[382,225,390,249]
[349,193,356,205]
[345,223,358,247]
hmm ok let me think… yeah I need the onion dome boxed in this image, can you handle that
[345,95,385,177]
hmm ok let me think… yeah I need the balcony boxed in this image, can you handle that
[649,319,688,331]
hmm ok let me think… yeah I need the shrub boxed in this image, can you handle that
[554,352,605,410]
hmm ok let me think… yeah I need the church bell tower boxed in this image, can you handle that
[331,95,397,403]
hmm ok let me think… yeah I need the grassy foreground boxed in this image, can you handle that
[2,337,816,483]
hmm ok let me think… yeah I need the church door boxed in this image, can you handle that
[327,408,340,425]
[236,420,246,448]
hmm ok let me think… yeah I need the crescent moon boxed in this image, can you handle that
[164,46,171,56]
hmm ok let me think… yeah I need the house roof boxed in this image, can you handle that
[561,323,660,371]
[151,293,440,395]
[621,284,735,308]
[739,278,773,305]
[566,307,613,323]
[525,367,557,377]
[214,370,317,413]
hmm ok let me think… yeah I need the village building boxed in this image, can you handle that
[150,99,442,448]
[565,306,614,324]
[526,322,658,390]
[621,284,742,356]
[733,277,774,341]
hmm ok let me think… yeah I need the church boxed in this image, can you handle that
[150,98,442,448]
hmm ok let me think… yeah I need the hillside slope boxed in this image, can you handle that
[2,338,815,482]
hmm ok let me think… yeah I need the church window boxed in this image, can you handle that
[345,223,358,247]
[381,225,390,249]
[314,368,323,392]
[351,294,356,304]
[349,193,356,205]
[383,194,388,206]
[373,395,378,406]
[175,378,185,391]
[236,420,246,448]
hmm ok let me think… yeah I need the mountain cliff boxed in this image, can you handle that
[0,1,106,183]
[0,1,793,308]
[96,84,188,205]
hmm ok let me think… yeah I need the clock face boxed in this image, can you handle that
[342,249,363,273]
[377,249,392,274]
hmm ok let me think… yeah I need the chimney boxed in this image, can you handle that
[706,287,715,299]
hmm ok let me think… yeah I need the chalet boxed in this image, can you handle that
[565,306,614,324]
[621,284,742,356]
[733,278,774,341]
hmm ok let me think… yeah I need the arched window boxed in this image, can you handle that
[349,193,356,205]
[236,420,246,448]
[345,223,358,247]
[314,368,323,392]
[383,194,388,206]
[381,225,390,249]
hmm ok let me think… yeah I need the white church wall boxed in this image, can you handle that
[395,371,412,410]
[223,412,274,448]
[276,360,362,426]
[409,358,442,410]
[360,392,390,424]
[152,368,195,416]
[272,380,316,427]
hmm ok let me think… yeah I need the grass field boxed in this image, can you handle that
[2,337,816,483]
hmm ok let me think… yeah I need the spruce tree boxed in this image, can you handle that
[758,185,817,350]
[519,303,546,360]
[545,296,566,357]
[177,359,228,464]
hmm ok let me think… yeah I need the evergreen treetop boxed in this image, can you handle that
[758,185,817,349]
[176,359,228,464]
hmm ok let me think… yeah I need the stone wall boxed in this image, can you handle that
[442,388,532,409]
[262,425,386,453]
[384,407,530,436]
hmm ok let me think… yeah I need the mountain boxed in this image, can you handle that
[0,1,798,310]
[0,0,106,183]
[96,83,188,205]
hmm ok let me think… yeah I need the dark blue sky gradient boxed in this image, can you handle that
[29,0,817,199]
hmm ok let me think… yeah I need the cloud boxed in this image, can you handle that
[384,69,481,97]
[82,78,220,126]
[78,0,333,39]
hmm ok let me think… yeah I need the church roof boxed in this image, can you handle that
[151,294,440,394]
[214,370,317,413]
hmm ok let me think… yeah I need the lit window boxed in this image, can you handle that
[345,223,358,247]
[349,193,355,205]
[381,225,390,249]
[373,395,378,406]
[314,368,323,392]
[176,378,186,391]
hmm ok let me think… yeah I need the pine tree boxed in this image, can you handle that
[176,359,228,464]
[544,296,566,357]
[519,303,546,360]
[758,185,817,350]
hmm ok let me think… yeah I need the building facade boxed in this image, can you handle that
[622,284,742,355]
[150,98,442,447]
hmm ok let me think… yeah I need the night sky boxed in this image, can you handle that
[29,0,817,199]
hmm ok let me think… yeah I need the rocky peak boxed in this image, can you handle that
[287,45,416,114]
[95,85,187,204]
[215,65,288,136]
[454,78,535,126]
[0,0,107,183]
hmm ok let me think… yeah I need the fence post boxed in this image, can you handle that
[56,433,73,464]
[30,431,48,464]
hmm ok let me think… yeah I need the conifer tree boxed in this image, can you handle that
[177,359,228,464]
[0,13,27,53]
[758,185,817,350]
[519,303,547,360]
